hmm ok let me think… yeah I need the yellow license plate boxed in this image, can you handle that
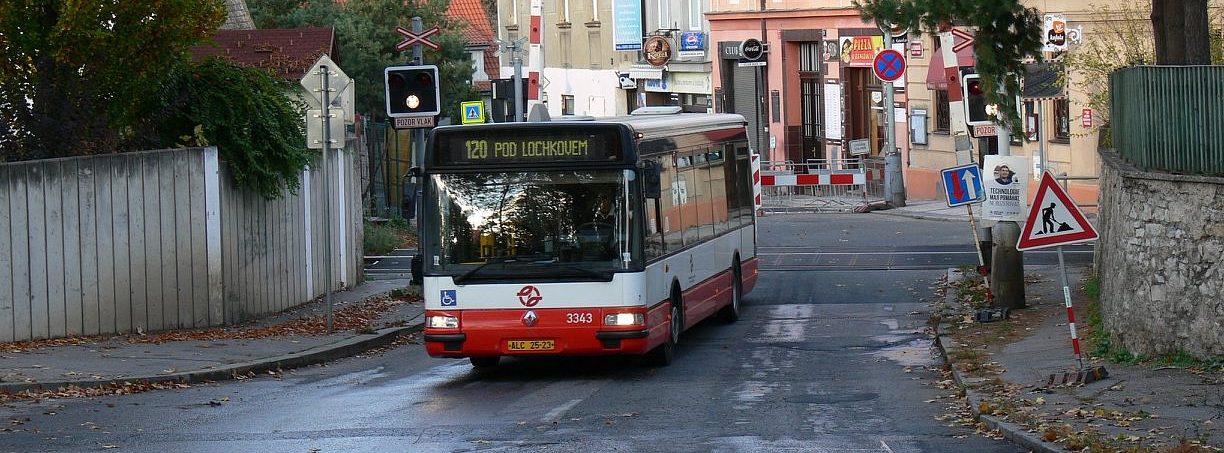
[506,340,555,351]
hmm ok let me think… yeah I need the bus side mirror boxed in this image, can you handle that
[410,255,423,285]
[641,161,662,199]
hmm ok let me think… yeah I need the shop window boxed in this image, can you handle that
[562,95,575,115]
[1053,98,1070,141]
[934,90,950,133]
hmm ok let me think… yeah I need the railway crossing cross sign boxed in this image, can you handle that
[941,164,984,207]
[872,49,906,82]
[395,25,440,51]
[1016,171,1099,251]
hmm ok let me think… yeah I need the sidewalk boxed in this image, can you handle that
[0,279,423,396]
[937,267,1222,452]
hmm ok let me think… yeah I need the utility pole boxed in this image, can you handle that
[992,77,1026,308]
[513,47,524,122]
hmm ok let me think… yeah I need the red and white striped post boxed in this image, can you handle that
[1058,247,1084,370]
[527,0,542,103]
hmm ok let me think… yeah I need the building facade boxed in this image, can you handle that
[498,0,1221,204]
[706,0,913,170]
[495,0,716,118]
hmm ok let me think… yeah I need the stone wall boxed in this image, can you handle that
[1095,151,1224,359]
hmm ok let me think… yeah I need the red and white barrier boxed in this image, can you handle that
[760,173,866,186]
[751,153,762,210]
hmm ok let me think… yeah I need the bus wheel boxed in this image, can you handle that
[718,263,743,323]
[470,356,500,368]
[646,292,682,366]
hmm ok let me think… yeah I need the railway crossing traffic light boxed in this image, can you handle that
[385,65,440,118]
[962,73,992,126]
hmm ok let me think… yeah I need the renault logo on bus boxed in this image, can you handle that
[522,310,538,327]
[518,285,542,307]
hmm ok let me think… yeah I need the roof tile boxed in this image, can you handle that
[192,27,335,81]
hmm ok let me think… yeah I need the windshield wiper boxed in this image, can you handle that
[551,264,614,281]
[452,254,555,284]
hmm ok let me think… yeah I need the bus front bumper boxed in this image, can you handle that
[423,306,666,358]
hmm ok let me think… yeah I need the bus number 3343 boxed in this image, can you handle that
[566,312,594,324]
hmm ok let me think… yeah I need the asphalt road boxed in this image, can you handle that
[2,214,1062,452]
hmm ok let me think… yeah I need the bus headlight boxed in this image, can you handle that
[604,313,644,326]
[426,315,459,329]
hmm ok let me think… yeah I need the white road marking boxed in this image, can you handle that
[541,398,583,422]
[880,439,895,453]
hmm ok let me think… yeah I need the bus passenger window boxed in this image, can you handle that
[644,197,664,260]
[735,145,754,224]
[709,150,729,234]
[660,155,684,251]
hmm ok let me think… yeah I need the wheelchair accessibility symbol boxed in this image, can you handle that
[461,101,485,125]
[441,289,457,306]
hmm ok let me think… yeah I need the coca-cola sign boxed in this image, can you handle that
[644,36,672,67]
[740,38,765,61]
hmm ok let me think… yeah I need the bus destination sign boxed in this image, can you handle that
[434,127,622,165]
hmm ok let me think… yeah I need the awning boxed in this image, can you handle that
[1022,63,1065,100]
[925,46,976,90]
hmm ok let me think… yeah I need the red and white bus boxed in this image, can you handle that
[418,110,759,367]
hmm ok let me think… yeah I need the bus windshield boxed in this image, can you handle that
[424,169,640,283]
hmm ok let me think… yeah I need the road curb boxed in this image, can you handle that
[0,323,422,395]
[936,268,1061,453]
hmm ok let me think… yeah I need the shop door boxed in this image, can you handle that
[800,78,824,161]
[846,68,884,155]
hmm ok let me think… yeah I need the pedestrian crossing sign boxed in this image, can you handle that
[461,101,485,125]
[1017,171,1099,251]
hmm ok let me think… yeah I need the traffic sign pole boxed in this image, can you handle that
[874,31,905,208]
[966,204,994,305]
[410,17,427,227]
[320,65,335,334]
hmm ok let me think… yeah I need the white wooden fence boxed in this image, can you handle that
[0,147,362,342]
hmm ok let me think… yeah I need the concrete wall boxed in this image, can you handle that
[1095,150,1224,359]
[0,147,362,342]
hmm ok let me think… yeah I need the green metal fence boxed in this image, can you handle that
[361,120,416,219]
[1110,66,1224,176]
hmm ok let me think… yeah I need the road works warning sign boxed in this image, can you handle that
[1017,171,1099,251]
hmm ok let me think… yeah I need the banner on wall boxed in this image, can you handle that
[839,36,884,67]
[612,0,643,51]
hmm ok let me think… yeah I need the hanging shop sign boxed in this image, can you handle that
[644,36,673,67]
[839,36,884,67]
[678,32,706,57]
